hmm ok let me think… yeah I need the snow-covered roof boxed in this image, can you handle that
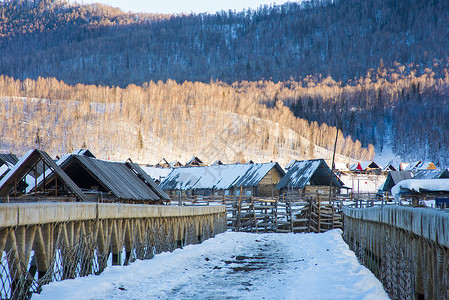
[72,149,96,158]
[141,166,173,182]
[156,158,170,167]
[413,169,449,180]
[416,162,437,170]
[160,163,284,191]
[185,156,204,166]
[169,161,183,168]
[382,162,398,172]
[403,161,422,171]
[380,171,413,192]
[360,161,380,170]
[285,159,298,170]
[392,179,449,200]
[275,159,344,190]
[211,160,223,166]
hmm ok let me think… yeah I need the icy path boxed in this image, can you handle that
[34,230,388,300]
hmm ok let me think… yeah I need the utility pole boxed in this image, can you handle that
[329,96,344,229]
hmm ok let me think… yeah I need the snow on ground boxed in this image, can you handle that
[34,230,388,300]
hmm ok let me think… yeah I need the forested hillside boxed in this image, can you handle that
[0,76,372,165]
[1,0,447,85]
[1,0,448,165]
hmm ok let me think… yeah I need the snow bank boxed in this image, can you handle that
[34,230,388,300]
[391,179,449,200]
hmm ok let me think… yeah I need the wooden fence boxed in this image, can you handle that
[343,206,449,300]
[169,191,380,233]
[0,203,226,299]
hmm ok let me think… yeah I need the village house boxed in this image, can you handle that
[275,159,345,195]
[185,156,205,167]
[32,152,169,204]
[169,161,183,168]
[211,160,224,166]
[0,149,169,204]
[382,162,398,172]
[156,158,170,168]
[0,149,89,201]
[391,178,449,207]
[159,162,285,197]
[413,169,449,179]
[377,170,413,196]
[350,161,382,174]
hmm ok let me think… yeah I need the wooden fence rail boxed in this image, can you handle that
[0,203,226,299]
[343,206,449,300]
[169,191,379,233]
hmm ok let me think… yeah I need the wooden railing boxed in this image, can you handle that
[169,192,370,233]
[0,203,226,299]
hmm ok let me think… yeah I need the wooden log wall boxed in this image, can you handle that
[0,203,226,299]
[343,206,449,300]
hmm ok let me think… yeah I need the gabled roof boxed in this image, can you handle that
[211,160,224,166]
[156,158,170,168]
[404,161,422,171]
[275,159,344,190]
[0,153,19,166]
[160,162,285,191]
[380,171,413,192]
[33,154,168,201]
[0,149,87,201]
[417,162,437,170]
[413,169,449,180]
[72,149,96,158]
[186,156,204,166]
[285,159,298,170]
[125,160,169,200]
[169,161,183,168]
[382,163,397,172]
[141,166,173,182]
[350,163,363,171]
[360,161,380,170]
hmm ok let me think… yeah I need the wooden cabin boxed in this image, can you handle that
[160,162,285,197]
[0,149,169,204]
[185,156,205,167]
[211,160,224,166]
[156,158,170,168]
[169,161,183,168]
[378,171,413,195]
[413,169,449,179]
[275,159,344,196]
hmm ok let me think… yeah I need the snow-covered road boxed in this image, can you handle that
[34,230,389,300]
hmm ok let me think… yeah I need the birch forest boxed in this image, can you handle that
[1,0,448,165]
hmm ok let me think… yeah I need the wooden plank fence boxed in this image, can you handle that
[169,191,380,233]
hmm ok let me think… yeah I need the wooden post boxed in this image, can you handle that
[289,197,293,232]
[331,191,335,229]
[236,188,242,232]
[307,196,312,233]
[251,196,258,233]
